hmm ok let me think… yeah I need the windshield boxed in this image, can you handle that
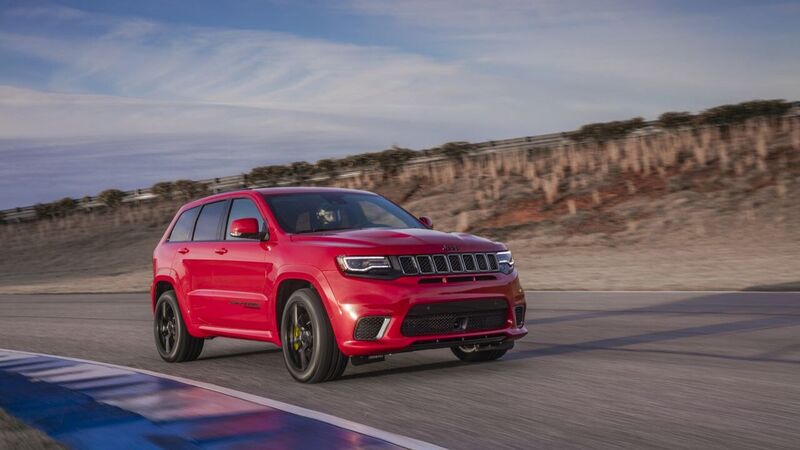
[263,192,424,234]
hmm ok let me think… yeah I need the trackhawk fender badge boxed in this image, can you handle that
[229,300,260,309]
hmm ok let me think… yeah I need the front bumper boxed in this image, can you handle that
[321,269,528,357]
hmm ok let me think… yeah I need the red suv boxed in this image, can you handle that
[152,187,527,382]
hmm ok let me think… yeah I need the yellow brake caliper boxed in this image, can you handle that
[292,325,301,350]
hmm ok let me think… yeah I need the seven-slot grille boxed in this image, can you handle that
[398,253,499,275]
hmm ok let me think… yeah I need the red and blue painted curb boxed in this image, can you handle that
[0,349,441,450]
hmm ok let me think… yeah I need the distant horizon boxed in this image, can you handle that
[2,97,796,212]
[2,1,799,208]
[0,112,574,210]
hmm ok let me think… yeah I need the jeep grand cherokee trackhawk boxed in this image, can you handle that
[151,187,527,382]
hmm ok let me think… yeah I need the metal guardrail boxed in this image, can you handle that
[3,105,798,223]
[0,131,571,222]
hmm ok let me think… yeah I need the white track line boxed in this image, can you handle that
[0,348,445,450]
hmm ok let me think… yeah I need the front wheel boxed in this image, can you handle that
[451,342,513,362]
[280,288,348,383]
[154,291,204,362]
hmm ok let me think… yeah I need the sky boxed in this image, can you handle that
[1,0,799,208]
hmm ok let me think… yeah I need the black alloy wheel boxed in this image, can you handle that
[280,288,348,383]
[286,302,314,371]
[153,291,204,362]
[157,300,177,355]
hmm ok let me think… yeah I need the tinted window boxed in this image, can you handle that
[359,200,409,228]
[226,198,265,240]
[168,206,199,242]
[193,201,227,241]
[264,192,422,234]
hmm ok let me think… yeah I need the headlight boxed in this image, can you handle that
[496,250,514,274]
[337,256,391,273]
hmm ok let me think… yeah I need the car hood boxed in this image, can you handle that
[289,228,503,253]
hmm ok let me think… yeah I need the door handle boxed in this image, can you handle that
[214,248,228,255]
[177,247,190,254]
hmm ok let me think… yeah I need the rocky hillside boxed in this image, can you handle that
[2,113,799,292]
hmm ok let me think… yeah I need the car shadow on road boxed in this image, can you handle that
[508,291,800,365]
[525,290,800,327]
[743,281,800,291]
[344,291,800,378]
[343,315,800,380]
[505,314,800,365]
[340,360,466,380]
[199,348,280,361]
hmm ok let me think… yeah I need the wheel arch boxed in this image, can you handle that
[151,276,178,311]
[273,267,340,343]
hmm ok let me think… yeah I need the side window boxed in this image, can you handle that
[225,198,266,240]
[168,206,200,242]
[192,201,227,241]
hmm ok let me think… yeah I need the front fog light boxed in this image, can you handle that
[354,316,390,340]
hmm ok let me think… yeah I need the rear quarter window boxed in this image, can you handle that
[193,200,228,241]
[168,206,200,242]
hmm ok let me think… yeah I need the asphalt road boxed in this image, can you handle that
[1,291,799,449]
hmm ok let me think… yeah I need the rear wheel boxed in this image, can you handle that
[280,288,348,383]
[451,342,513,362]
[154,291,204,362]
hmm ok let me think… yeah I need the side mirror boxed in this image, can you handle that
[230,217,260,239]
[418,216,434,229]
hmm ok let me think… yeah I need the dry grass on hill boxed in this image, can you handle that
[1,117,799,292]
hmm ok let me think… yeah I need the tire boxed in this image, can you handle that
[280,288,348,383]
[154,291,204,362]
[451,342,513,362]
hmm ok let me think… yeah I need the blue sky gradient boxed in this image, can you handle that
[1,0,799,208]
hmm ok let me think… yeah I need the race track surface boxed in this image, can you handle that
[1,291,798,449]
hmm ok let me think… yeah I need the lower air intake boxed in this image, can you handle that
[401,299,508,337]
[354,317,387,340]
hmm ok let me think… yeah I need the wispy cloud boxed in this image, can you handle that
[0,8,533,136]
[346,0,800,92]
[0,2,799,207]
[346,0,631,29]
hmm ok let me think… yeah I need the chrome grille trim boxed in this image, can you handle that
[398,253,501,275]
